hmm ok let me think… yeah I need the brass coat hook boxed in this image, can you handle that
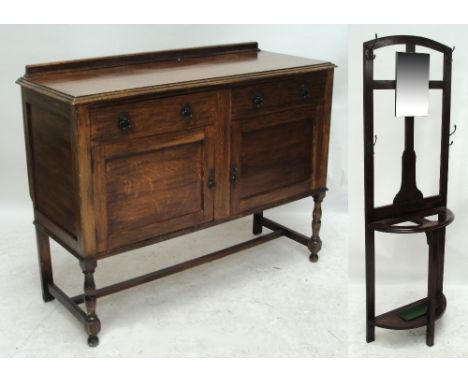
[449,124,457,146]
[365,34,379,60]
[367,134,378,153]
[370,34,378,49]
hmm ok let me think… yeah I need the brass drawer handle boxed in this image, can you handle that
[300,84,310,99]
[181,103,192,119]
[253,94,264,108]
[117,112,132,133]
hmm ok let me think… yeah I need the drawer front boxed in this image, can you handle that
[231,72,327,120]
[90,92,217,142]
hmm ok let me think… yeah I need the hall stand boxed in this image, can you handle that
[362,35,455,346]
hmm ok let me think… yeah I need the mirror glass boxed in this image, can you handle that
[395,52,430,117]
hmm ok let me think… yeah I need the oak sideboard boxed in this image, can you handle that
[17,42,335,346]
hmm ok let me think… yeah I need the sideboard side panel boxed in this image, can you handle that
[21,88,78,239]
[312,68,334,190]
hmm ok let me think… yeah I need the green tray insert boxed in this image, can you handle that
[398,301,428,321]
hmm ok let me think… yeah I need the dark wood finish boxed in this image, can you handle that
[80,260,101,347]
[426,230,439,346]
[260,217,309,246]
[308,192,325,263]
[437,228,446,293]
[315,70,334,190]
[25,90,77,237]
[373,80,445,90]
[17,43,335,346]
[363,35,454,346]
[92,188,316,261]
[25,42,261,76]
[230,109,316,215]
[90,91,217,142]
[17,42,334,104]
[213,90,232,220]
[34,211,82,259]
[48,283,88,324]
[253,212,263,235]
[365,227,375,343]
[370,207,454,234]
[71,228,284,304]
[439,43,453,206]
[370,195,442,222]
[70,214,311,305]
[373,293,446,330]
[370,35,453,53]
[35,226,54,302]
[363,36,376,344]
[93,128,215,251]
[230,72,326,119]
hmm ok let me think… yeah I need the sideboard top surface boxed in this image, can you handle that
[17,42,335,104]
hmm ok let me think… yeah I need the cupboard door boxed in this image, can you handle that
[93,129,215,251]
[230,109,315,215]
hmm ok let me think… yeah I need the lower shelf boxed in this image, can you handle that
[373,293,446,330]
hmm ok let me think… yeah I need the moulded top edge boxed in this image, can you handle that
[17,47,335,105]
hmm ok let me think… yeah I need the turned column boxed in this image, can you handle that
[80,260,101,347]
[308,192,325,263]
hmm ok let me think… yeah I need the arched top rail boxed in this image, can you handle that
[364,35,452,55]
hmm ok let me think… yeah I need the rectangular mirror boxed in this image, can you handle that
[395,52,430,117]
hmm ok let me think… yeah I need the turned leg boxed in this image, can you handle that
[252,212,263,235]
[426,231,439,347]
[308,192,325,263]
[80,260,101,347]
[35,227,54,302]
[365,227,375,343]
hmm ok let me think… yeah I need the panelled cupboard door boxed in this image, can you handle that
[230,109,315,214]
[93,128,215,252]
